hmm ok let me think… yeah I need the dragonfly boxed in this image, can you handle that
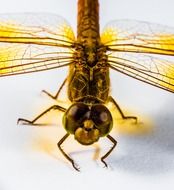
[0,0,174,171]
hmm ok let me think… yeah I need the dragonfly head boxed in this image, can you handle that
[63,102,113,145]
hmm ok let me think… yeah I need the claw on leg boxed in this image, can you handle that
[101,135,117,168]
[42,90,56,100]
[101,159,108,168]
[17,118,34,125]
[108,96,137,123]
[42,78,67,100]
[58,133,80,172]
[122,116,137,124]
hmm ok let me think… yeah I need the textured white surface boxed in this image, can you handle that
[0,0,174,190]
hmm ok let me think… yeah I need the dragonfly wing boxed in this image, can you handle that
[0,13,75,77]
[101,20,174,56]
[101,20,174,93]
[108,52,174,93]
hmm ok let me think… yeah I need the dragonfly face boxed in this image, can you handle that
[63,103,113,145]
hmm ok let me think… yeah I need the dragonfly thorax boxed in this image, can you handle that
[86,47,96,65]
[74,43,107,67]
[69,44,109,103]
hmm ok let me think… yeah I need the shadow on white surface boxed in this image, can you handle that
[0,69,173,174]
[111,109,174,175]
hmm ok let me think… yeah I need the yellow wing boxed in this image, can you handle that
[0,13,75,77]
[101,20,174,93]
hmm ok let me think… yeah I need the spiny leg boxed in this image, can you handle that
[58,133,80,172]
[17,105,66,125]
[108,96,137,123]
[101,135,117,168]
[42,78,67,100]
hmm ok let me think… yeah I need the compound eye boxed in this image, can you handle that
[63,103,89,134]
[91,104,113,137]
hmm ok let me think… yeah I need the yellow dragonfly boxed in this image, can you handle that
[0,0,174,171]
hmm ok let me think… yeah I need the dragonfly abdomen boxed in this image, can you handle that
[77,0,100,45]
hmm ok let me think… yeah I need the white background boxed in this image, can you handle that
[0,0,174,190]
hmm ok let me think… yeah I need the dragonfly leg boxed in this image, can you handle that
[108,96,137,123]
[17,105,66,125]
[42,78,67,100]
[58,133,80,172]
[101,135,117,168]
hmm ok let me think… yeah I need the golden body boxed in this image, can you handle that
[69,0,110,103]
[0,0,173,171]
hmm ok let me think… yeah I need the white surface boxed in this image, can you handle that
[0,0,174,190]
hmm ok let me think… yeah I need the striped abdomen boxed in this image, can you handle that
[77,0,100,45]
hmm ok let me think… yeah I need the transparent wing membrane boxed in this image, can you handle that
[0,13,75,76]
[108,52,174,92]
[0,15,174,93]
[101,20,174,92]
[101,20,174,56]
